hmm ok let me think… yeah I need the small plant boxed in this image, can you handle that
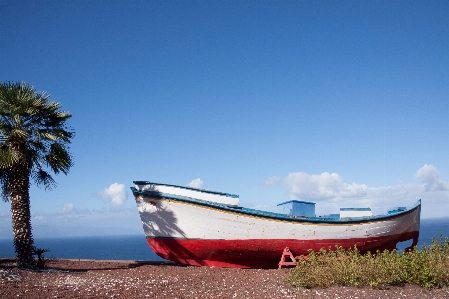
[31,246,51,269]
[285,236,449,289]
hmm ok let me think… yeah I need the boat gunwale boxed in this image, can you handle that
[133,181,239,198]
[131,187,421,225]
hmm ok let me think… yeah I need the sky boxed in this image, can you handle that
[1,0,448,238]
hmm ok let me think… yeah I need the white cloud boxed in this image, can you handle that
[188,178,207,189]
[264,166,449,218]
[416,164,449,191]
[99,183,128,206]
[62,203,74,213]
[264,176,281,186]
[265,172,368,201]
[61,203,88,214]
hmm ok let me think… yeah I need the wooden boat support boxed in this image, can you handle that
[278,247,299,269]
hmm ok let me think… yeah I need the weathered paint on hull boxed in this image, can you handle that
[146,231,419,269]
[132,184,421,269]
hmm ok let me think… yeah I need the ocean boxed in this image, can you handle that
[0,234,165,261]
[0,217,448,260]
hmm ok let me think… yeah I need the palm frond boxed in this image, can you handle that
[0,149,23,168]
[0,169,10,202]
[45,142,73,175]
[36,130,58,141]
[10,128,29,139]
[51,128,74,143]
[32,169,57,191]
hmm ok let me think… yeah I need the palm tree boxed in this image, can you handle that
[0,82,74,268]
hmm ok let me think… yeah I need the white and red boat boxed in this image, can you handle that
[132,181,421,269]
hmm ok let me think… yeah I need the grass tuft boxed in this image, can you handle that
[285,235,449,289]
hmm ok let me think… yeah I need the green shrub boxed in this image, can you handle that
[31,246,51,269]
[285,236,449,289]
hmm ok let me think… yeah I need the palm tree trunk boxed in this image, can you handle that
[8,163,34,269]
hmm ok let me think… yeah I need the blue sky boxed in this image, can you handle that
[1,0,448,237]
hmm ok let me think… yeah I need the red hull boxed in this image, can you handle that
[147,231,419,268]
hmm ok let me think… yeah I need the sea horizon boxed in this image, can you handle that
[1,217,448,261]
[0,234,165,261]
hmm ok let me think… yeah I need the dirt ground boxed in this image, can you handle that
[1,258,448,298]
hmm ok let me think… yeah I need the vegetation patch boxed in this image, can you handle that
[32,246,51,269]
[285,236,449,289]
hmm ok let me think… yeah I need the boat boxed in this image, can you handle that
[131,181,421,269]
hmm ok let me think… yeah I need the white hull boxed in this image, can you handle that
[132,182,421,268]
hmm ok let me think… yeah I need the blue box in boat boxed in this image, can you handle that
[277,200,316,217]
[388,207,406,214]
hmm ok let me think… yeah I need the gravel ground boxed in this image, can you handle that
[1,259,448,298]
